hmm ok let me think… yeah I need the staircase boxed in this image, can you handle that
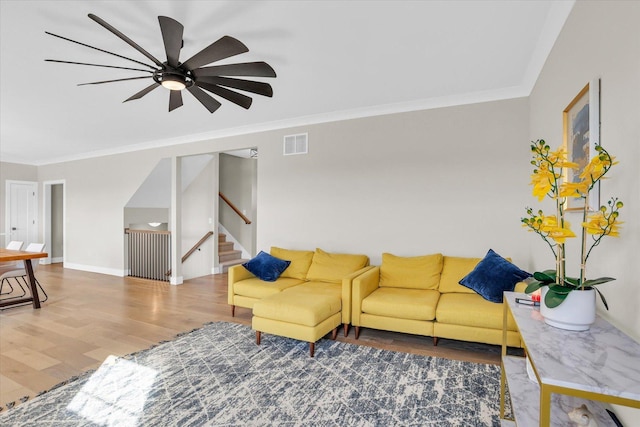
[218,233,248,273]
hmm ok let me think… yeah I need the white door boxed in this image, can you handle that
[6,181,38,247]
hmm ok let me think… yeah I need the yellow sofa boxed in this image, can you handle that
[228,247,372,336]
[352,253,527,348]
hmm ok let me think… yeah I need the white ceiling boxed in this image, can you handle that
[0,1,573,166]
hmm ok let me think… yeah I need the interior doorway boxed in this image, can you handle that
[5,180,38,248]
[43,180,65,264]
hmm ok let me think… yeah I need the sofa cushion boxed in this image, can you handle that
[234,277,304,299]
[283,281,342,298]
[270,247,315,280]
[459,249,531,303]
[379,252,443,290]
[306,248,369,284]
[254,292,342,327]
[361,288,440,321]
[439,256,483,294]
[242,251,291,282]
[435,293,517,331]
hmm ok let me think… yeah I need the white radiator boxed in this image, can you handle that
[127,230,171,281]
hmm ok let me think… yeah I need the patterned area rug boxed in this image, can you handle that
[0,322,505,426]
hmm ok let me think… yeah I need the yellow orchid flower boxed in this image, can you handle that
[548,147,579,169]
[580,154,617,183]
[559,181,589,198]
[530,164,555,201]
[583,212,623,237]
[538,215,576,243]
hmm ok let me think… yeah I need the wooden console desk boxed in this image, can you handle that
[0,248,48,309]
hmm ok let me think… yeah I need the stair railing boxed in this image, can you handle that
[219,192,251,224]
[165,231,214,276]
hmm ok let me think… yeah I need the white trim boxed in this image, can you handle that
[30,87,530,166]
[51,257,64,263]
[170,276,183,285]
[42,179,66,265]
[64,262,126,277]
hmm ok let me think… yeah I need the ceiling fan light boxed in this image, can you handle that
[161,74,186,91]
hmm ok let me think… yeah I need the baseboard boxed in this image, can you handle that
[212,267,221,274]
[170,276,184,285]
[51,257,64,264]
[63,262,126,277]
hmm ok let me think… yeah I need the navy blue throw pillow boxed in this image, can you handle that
[242,251,291,282]
[459,249,531,303]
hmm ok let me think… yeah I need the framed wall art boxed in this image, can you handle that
[563,78,600,211]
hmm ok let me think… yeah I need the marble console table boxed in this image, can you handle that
[500,292,640,427]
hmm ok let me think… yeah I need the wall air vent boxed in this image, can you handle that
[283,133,308,155]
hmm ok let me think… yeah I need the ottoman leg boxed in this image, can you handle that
[331,327,338,340]
[256,331,261,345]
[309,342,315,357]
[231,305,235,317]
[343,323,349,337]
[433,336,439,346]
[355,326,361,340]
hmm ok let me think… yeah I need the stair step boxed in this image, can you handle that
[218,233,227,242]
[220,258,249,273]
[218,241,234,252]
[219,250,242,262]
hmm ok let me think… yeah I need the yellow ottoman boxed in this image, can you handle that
[252,291,342,357]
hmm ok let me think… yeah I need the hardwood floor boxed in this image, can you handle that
[0,264,505,410]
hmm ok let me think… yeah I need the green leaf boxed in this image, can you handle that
[548,284,574,294]
[594,287,609,311]
[533,271,555,283]
[525,281,543,294]
[544,288,569,308]
[564,276,580,286]
[583,277,616,287]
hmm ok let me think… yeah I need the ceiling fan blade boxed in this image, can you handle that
[88,13,164,68]
[78,76,153,86]
[186,85,222,113]
[193,61,277,78]
[158,16,183,68]
[45,59,154,74]
[182,36,248,70]
[45,31,156,70]
[169,90,183,112]
[196,81,252,109]
[197,76,273,97]
[124,83,160,102]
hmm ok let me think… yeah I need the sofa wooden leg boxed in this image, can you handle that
[343,323,349,337]
[256,331,261,345]
[331,327,338,340]
[231,305,235,317]
[355,326,361,340]
[309,342,315,357]
[433,336,439,346]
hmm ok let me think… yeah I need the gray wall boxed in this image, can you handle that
[258,99,531,266]
[181,156,215,279]
[32,96,528,275]
[528,2,639,422]
[220,153,257,256]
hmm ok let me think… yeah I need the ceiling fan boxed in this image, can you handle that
[45,14,276,113]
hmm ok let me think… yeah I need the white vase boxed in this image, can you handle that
[540,286,596,331]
